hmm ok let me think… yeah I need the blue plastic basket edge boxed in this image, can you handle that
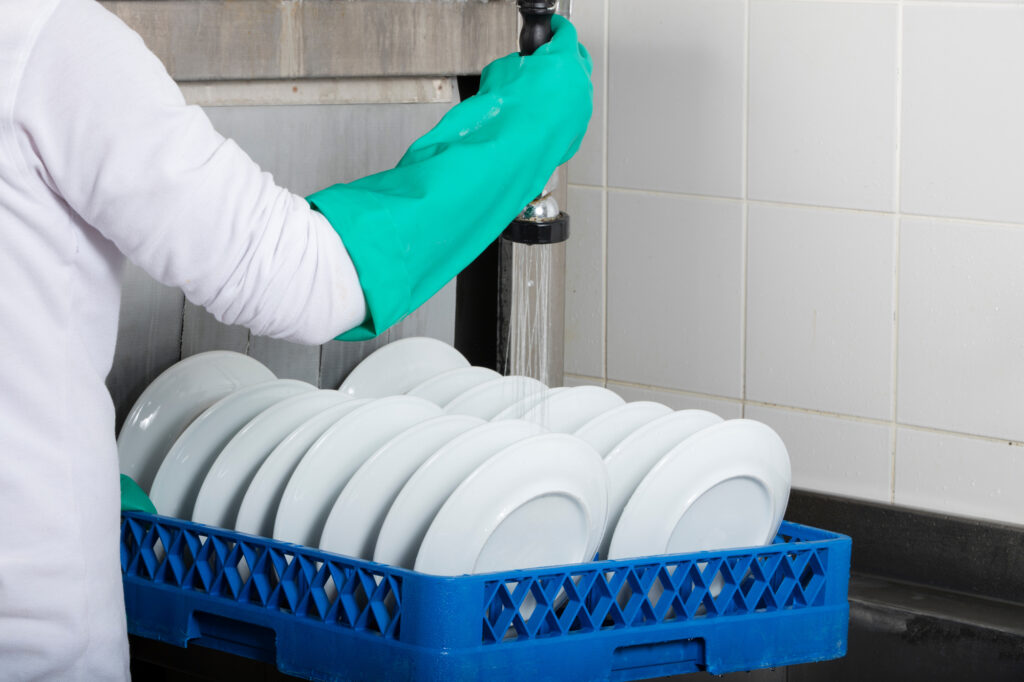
[121,512,852,681]
[121,511,849,583]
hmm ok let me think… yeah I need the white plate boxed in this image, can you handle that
[600,410,723,557]
[319,414,485,559]
[373,419,546,569]
[443,376,547,419]
[490,386,567,421]
[117,351,275,492]
[149,379,315,519]
[415,433,608,576]
[573,401,673,457]
[235,399,372,538]
[192,390,351,529]
[405,366,502,406]
[520,385,625,433]
[274,396,442,546]
[338,337,469,398]
[609,419,791,560]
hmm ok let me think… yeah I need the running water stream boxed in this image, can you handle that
[498,239,566,389]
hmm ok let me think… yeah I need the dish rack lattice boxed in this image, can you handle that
[122,512,850,681]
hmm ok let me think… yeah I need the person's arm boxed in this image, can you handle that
[309,15,593,340]
[14,0,366,344]
[16,0,592,345]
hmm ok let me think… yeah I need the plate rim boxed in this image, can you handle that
[414,432,608,576]
[608,419,790,560]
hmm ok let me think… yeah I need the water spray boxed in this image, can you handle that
[496,0,569,387]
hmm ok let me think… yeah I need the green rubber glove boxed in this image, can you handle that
[120,474,157,514]
[308,15,593,341]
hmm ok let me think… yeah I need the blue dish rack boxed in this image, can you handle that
[121,512,851,681]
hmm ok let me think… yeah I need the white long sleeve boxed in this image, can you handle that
[15,0,366,345]
[0,0,366,678]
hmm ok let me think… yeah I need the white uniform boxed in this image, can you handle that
[0,0,365,678]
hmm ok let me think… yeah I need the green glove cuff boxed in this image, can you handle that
[310,15,593,341]
[120,474,157,514]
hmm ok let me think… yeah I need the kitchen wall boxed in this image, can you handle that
[564,0,1024,527]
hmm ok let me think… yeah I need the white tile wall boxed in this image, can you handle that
[563,0,1024,525]
[607,381,743,419]
[563,374,605,389]
[606,191,743,398]
[902,5,1024,224]
[607,0,745,198]
[895,428,1024,527]
[564,186,605,378]
[746,204,895,420]
[748,1,898,212]
[898,217,1024,443]
[746,405,892,504]
[566,0,606,188]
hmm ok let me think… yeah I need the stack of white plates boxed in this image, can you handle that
[118,338,791,577]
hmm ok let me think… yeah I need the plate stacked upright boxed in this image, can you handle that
[118,338,791,577]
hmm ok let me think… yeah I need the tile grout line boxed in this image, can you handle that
[890,0,905,504]
[895,1,1015,7]
[565,182,1024,232]
[591,375,1024,447]
[741,202,750,420]
[765,0,1012,6]
[601,0,611,388]
[604,379,745,406]
[736,399,896,427]
[565,373,605,384]
[740,0,752,419]
[889,423,1024,449]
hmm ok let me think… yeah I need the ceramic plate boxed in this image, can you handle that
[274,396,442,546]
[443,376,547,420]
[191,390,351,529]
[319,414,485,559]
[234,399,371,538]
[373,419,546,569]
[338,337,469,398]
[520,385,625,433]
[600,410,723,557]
[405,366,501,406]
[608,419,791,560]
[490,386,566,421]
[149,379,315,519]
[117,351,275,492]
[573,401,673,457]
[414,433,608,576]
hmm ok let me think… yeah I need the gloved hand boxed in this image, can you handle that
[120,474,157,514]
[308,15,593,341]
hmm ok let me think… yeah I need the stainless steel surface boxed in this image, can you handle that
[517,173,562,222]
[179,78,455,108]
[518,193,562,222]
[100,0,516,81]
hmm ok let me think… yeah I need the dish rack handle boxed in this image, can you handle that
[611,638,706,677]
[398,573,484,649]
